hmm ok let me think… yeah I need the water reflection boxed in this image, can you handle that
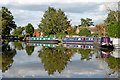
[1,42,120,78]
[2,43,16,72]
[38,46,74,75]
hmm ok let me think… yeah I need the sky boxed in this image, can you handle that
[0,0,119,29]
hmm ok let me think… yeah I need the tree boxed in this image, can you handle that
[104,11,119,24]
[73,25,78,33]
[0,10,2,34]
[12,27,24,36]
[81,18,94,27]
[38,7,71,36]
[107,21,120,38]
[95,24,106,37]
[2,7,16,36]
[78,28,91,37]
[25,23,34,36]
[67,26,74,34]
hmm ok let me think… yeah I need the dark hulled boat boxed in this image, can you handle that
[94,37,114,50]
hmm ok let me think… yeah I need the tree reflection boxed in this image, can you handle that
[77,49,93,61]
[38,46,74,75]
[104,56,120,77]
[2,43,16,72]
[12,42,24,50]
[25,45,34,56]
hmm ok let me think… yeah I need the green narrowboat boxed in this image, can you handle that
[26,37,59,43]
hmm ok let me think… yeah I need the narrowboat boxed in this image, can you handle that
[26,43,58,47]
[25,37,59,44]
[62,37,94,44]
[94,37,114,50]
[62,43,94,49]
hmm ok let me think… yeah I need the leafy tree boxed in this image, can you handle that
[107,21,120,38]
[2,43,16,72]
[73,25,78,34]
[2,7,16,36]
[25,45,34,56]
[81,18,94,27]
[95,24,107,37]
[78,28,91,37]
[104,11,118,24]
[12,27,24,36]
[0,10,2,34]
[25,23,34,36]
[38,7,71,36]
[67,26,74,34]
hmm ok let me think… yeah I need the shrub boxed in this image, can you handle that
[78,28,91,37]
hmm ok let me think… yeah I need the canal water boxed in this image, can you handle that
[1,42,120,78]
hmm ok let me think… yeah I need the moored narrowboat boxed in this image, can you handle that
[25,37,59,44]
[62,37,94,44]
[94,37,114,50]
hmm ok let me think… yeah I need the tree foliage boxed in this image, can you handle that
[12,27,24,36]
[38,7,71,36]
[104,11,119,24]
[25,23,34,36]
[0,10,2,34]
[67,26,74,34]
[25,45,34,56]
[80,18,94,27]
[107,21,120,38]
[2,7,16,36]
[78,28,91,36]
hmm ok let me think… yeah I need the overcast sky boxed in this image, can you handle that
[0,0,119,29]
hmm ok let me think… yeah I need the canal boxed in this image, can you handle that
[0,42,120,78]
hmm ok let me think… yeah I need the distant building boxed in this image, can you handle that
[34,30,40,37]
[76,27,97,34]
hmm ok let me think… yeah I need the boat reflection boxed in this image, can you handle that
[26,43,58,48]
[62,43,94,49]
[100,51,111,58]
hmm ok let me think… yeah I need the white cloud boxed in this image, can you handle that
[10,9,44,28]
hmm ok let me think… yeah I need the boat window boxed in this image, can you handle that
[78,38,81,40]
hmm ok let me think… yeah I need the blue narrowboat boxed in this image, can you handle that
[62,43,94,49]
[94,37,114,50]
[62,37,94,44]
